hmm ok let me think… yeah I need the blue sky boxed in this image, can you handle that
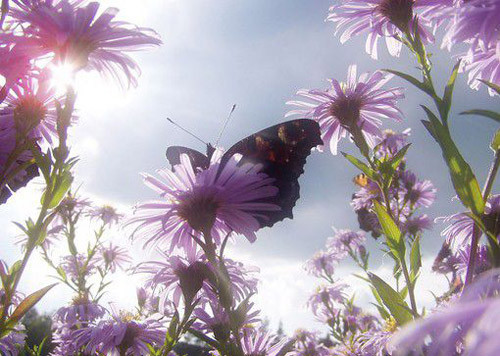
[0,0,499,333]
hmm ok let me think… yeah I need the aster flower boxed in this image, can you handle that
[53,295,106,328]
[234,327,291,356]
[326,228,366,258]
[0,45,34,100]
[401,171,436,208]
[73,315,165,355]
[375,128,411,158]
[308,283,348,319]
[437,194,500,250]
[98,243,131,272]
[403,214,432,235]
[286,65,404,155]
[129,153,280,254]
[290,329,331,356]
[10,0,162,87]
[51,193,91,225]
[463,45,500,95]
[136,251,212,306]
[304,250,337,278]
[88,205,122,226]
[442,0,500,50]
[456,244,492,278]
[359,330,393,356]
[60,254,96,280]
[0,326,25,356]
[327,0,448,60]
[388,269,500,356]
[1,74,63,145]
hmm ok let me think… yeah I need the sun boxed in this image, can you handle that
[49,63,76,95]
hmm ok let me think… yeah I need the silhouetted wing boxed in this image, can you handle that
[166,146,210,171]
[220,119,322,227]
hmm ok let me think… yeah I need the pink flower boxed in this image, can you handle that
[129,153,280,254]
[286,65,403,155]
[327,0,449,59]
[11,0,161,87]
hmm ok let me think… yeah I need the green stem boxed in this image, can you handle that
[465,149,500,285]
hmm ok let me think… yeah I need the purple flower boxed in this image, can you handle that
[403,214,432,235]
[98,243,131,272]
[53,296,106,328]
[401,172,436,208]
[326,228,366,258]
[308,283,348,320]
[0,326,25,356]
[327,0,447,59]
[11,0,161,87]
[463,45,500,95]
[443,0,500,50]
[290,329,331,356]
[456,244,492,278]
[129,153,280,254]
[437,194,500,250]
[389,269,500,356]
[88,205,122,226]
[73,315,165,355]
[375,128,411,158]
[359,330,392,356]
[211,327,291,356]
[60,254,96,280]
[136,252,212,306]
[304,250,337,278]
[286,65,404,155]
[2,74,61,145]
[0,45,34,100]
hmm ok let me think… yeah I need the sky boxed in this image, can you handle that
[0,0,499,334]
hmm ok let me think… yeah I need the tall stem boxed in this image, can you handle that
[465,149,500,285]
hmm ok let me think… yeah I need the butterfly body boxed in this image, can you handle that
[166,119,322,228]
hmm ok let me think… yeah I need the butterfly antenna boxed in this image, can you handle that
[215,104,236,147]
[166,117,207,146]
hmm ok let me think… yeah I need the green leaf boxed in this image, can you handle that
[384,69,434,96]
[421,106,485,215]
[460,109,500,124]
[373,201,405,261]
[47,172,73,209]
[410,237,422,278]
[442,61,460,119]
[371,302,390,320]
[368,272,413,325]
[7,284,56,326]
[389,144,411,170]
[341,152,375,179]
[479,79,500,96]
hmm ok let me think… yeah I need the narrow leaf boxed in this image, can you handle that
[410,237,422,277]
[442,61,460,118]
[460,109,500,124]
[368,272,413,325]
[421,105,485,215]
[479,79,500,96]
[384,69,433,96]
[341,152,375,179]
[8,284,56,325]
[390,144,411,170]
[373,201,405,261]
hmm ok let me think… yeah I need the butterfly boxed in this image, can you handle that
[353,173,369,188]
[166,119,322,228]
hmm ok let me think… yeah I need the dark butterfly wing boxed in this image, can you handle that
[220,118,322,227]
[166,146,210,171]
